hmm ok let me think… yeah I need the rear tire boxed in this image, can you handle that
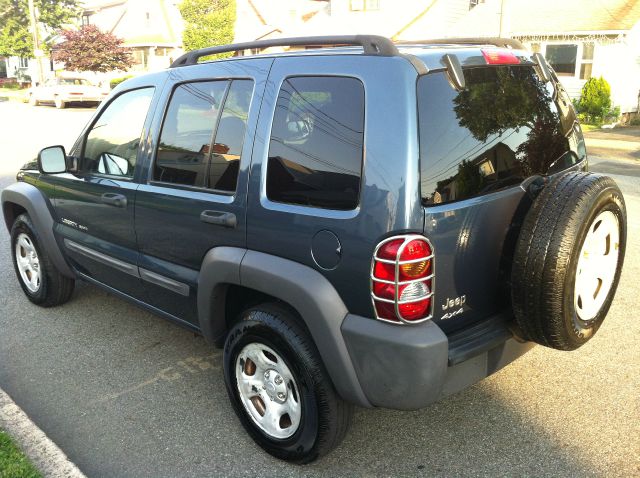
[511,172,626,350]
[223,303,352,463]
[10,214,75,307]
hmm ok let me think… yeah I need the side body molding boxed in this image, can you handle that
[197,247,371,407]
[1,182,75,278]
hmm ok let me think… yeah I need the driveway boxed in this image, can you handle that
[1,102,639,477]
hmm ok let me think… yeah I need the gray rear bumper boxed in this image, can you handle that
[341,314,534,410]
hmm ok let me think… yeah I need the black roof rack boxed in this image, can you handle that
[170,35,399,68]
[398,37,525,50]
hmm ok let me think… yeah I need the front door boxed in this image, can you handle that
[133,59,272,325]
[49,85,158,298]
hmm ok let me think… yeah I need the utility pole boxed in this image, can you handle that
[27,0,45,85]
[498,0,508,38]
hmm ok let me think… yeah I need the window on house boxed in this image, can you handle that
[545,44,578,76]
[81,15,90,25]
[266,76,365,210]
[580,42,594,80]
[350,0,380,11]
[18,57,28,68]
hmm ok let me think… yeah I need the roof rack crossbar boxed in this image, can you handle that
[398,37,525,50]
[170,35,399,67]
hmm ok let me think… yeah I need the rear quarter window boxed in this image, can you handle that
[418,66,583,206]
[266,76,365,210]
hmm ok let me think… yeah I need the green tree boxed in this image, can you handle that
[52,25,133,73]
[0,0,79,57]
[179,0,236,59]
[578,77,611,120]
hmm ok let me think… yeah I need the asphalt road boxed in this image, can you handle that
[1,101,639,477]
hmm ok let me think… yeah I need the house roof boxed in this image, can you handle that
[82,0,179,47]
[453,0,640,37]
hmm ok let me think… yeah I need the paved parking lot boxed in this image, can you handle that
[0,101,639,477]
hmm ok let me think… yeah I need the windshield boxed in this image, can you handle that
[418,65,585,206]
[59,78,91,86]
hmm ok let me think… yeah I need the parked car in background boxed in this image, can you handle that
[28,77,108,109]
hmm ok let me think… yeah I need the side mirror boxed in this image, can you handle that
[38,145,67,174]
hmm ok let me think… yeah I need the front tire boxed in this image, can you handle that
[223,303,352,463]
[11,214,74,307]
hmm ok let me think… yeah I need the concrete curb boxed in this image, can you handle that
[0,388,86,478]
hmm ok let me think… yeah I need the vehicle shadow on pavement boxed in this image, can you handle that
[0,275,600,478]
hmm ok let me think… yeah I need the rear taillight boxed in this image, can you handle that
[482,49,520,65]
[371,235,434,324]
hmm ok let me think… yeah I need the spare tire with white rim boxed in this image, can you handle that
[511,171,626,350]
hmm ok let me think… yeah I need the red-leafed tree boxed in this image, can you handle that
[52,25,133,73]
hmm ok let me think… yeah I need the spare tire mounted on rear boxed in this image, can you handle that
[511,171,626,350]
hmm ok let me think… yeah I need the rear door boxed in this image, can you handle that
[133,59,272,325]
[418,62,586,333]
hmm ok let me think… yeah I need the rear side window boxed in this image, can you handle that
[155,81,228,188]
[154,80,253,191]
[83,87,154,178]
[209,80,253,191]
[266,76,364,210]
[418,66,582,206]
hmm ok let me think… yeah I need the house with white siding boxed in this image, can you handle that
[450,0,640,113]
[234,0,472,44]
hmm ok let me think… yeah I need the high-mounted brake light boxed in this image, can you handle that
[482,49,520,65]
[370,235,434,324]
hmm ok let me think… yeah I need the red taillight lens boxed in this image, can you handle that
[399,298,431,321]
[482,49,520,65]
[371,235,434,324]
[376,238,404,260]
[374,301,400,322]
[373,281,394,300]
[373,261,395,281]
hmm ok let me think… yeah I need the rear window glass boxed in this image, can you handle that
[418,66,582,206]
[266,76,364,210]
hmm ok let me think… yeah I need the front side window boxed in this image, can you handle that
[83,87,154,177]
[266,76,365,210]
[154,79,253,191]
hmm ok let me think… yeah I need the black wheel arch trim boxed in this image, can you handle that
[197,246,372,408]
[2,182,75,278]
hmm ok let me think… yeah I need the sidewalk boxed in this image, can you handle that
[0,388,85,478]
[584,127,640,162]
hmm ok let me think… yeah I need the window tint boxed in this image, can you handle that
[266,76,364,210]
[418,66,582,206]
[155,81,228,187]
[208,80,253,191]
[83,87,154,177]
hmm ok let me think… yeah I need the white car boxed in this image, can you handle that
[28,77,108,109]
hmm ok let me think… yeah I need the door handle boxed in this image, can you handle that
[101,193,127,208]
[200,210,237,228]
